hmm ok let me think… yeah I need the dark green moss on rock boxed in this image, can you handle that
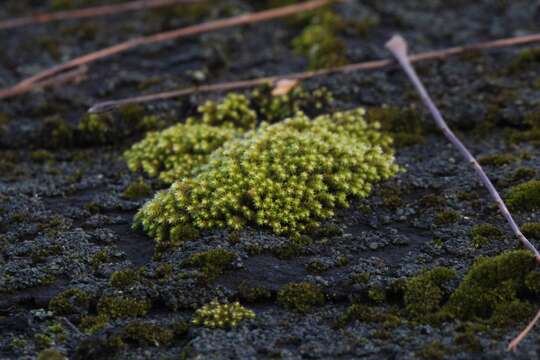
[506,180,540,211]
[470,224,503,248]
[49,288,90,316]
[187,248,236,283]
[277,282,326,313]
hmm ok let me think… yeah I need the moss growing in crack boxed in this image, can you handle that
[404,267,457,321]
[187,248,236,283]
[506,180,540,211]
[291,8,347,70]
[124,122,239,184]
[238,282,272,303]
[435,209,460,225]
[445,250,537,325]
[366,106,426,147]
[521,222,540,239]
[192,300,255,329]
[110,268,140,289]
[478,153,515,167]
[470,224,503,248]
[49,289,90,316]
[277,282,326,313]
[122,178,152,199]
[134,109,398,243]
[97,296,149,319]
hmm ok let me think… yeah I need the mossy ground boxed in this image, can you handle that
[1,0,540,359]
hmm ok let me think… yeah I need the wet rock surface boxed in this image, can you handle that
[0,0,540,359]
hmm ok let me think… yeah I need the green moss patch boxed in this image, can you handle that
[506,180,540,211]
[445,250,537,326]
[277,282,326,313]
[187,248,236,283]
[470,224,503,248]
[133,109,398,242]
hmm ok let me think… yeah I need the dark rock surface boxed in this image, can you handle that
[0,0,539,359]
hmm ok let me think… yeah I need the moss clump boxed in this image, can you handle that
[134,109,398,242]
[251,85,334,123]
[522,222,540,239]
[404,267,457,321]
[110,268,140,289]
[478,153,515,166]
[506,180,540,211]
[192,300,255,328]
[37,348,67,360]
[292,9,347,70]
[187,248,236,283]
[198,93,257,129]
[124,122,239,184]
[470,224,503,248]
[366,106,426,147]
[446,250,536,324]
[277,282,326,313]
[97,296,149,319]
[48,289,90,316]
[31,150,54,163]
[122,178,152,199]
[78,113,112,142]
[525,270,540,295]
[435,209,460,225]
[79,314,109,335]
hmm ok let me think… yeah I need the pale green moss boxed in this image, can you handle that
[507,180,540,211]
[192,300,255,328]
[134,109,398,242]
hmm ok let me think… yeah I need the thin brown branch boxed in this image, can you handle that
[385,34,540,351]
[507,309,540,351]
[88,32,540,113]
[0,0,331,100]
[0,0,203,30]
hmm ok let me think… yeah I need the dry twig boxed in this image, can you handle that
[385,34,540,351]
[0,0,203,30]
[87,32,540,112]
[0,0,331,100]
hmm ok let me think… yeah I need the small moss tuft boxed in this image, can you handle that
[122,178,152,199]
[49,288,90,316]
[506,180,540,211]
[37,348,67,360]
[478,153,515,166]
[187,248,236,283]
[277,282,326,313]
[97,296,149,319]
[416,341,450,360]
[470,224,503,248]
[110,268,140,289]
[404,267,457,321]
[116,321,175,347]
[446,250,536,325]
[192,300,255,328]
[366,106,426,147]
[435,209,460,225]
[521,222,540,239]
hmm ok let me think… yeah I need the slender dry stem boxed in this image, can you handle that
[385,33,540,351]
[507,309,540,351]
[88,32,540,112]
[0,0,203,30]
[0,0,330,100]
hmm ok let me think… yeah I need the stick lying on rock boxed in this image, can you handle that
[87,32,540,113]
[0,0,202,30]
[385,34,540,352]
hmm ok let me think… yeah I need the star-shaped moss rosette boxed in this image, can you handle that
[132,108,399,243]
